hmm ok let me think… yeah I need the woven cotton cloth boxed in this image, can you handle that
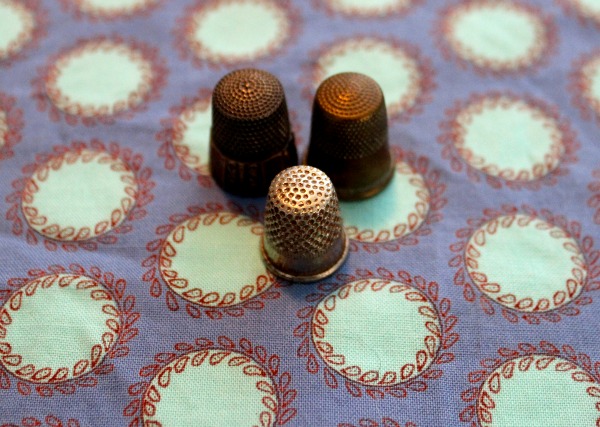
[0,0,599,426]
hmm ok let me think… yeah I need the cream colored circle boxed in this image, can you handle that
[159,212,274,307]
[312,279,441,386]
[340,161,430,242]
[466,214,586,312]
[21,149,137,241]
[478,355,600,427]
[0,274,120,383]
[582,56,600,117]
[47,40,153,117]
[188,0,288,62]
[454,96,564,181]
[445,2,546,70]
[326,0,414,16]
[75,0,158,15]
[570,0,600,16]
[172,99,211,174]
[0,0,34,60]
[143,350,278,427]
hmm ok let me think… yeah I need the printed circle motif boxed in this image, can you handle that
[1,416,81,427]
[142,349,278,427]
[60,0,161,20]
[0,93,27,160]
[42,37,165,121]
[466,214,587,312]
[437,1,555,74]
[588,169,600,225]
[477,355,600,426]
[312,279,441,386]
[0,274,120,383]
[309,37,434,121]
[571,51,600,125]
[0,0,35,61]
[171,98,211,175]
[159,212,274,307]
[449,94,565,182]
[558,0,600,29]
[21,149,137,242]
[341,161,429,243]
[0,109,7,150]
[177,0,298,67]
[319,0,421,18]
[339,420,416,427]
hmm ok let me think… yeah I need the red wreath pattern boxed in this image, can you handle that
[5,139,155,252]
[449,205,600,324]
[302,35,435,123]
[459,341,600,426]
[313,0,424,19]
[1,415,80,427]
[0,0,47,68]
[31,35,167,126]
[570,50,600,126]
[142,202,286,320]
[347,146,446,253]
[0,93,23,162]
[58,0,163,21]
[557,0,600,31]
[438,92,579,190]
[156,88,213,187]
[339,420,416,427]
[0,264,139,398]
[589,169,600,225]
[173,0,302,69]
[433,0,557,77]
[124,336,298,426]
[295,268,458,399]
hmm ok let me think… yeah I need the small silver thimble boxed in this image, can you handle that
[261,166,349,283]
[306,72,393,200]
[210,68,297,197]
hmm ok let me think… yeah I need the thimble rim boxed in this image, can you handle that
[260,232,349,283]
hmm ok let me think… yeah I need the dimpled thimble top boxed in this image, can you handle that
[264,166,344,259]
[311,72,387,160]
[212,68,291,161]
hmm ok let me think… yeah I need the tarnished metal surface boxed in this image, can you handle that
[210,68,297,197]
[306,72,393,200]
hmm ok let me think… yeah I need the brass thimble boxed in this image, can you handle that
[306,72,394,200]
[210,68,298,197]
[261,166,349,283]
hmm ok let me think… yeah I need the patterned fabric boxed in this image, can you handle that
[0,0,599,426]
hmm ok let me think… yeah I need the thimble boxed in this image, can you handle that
[261,166,349,283]
[306,72,394,200]
[210,68,298,197]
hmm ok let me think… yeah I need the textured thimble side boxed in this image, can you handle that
[261,166,348,283]
[306,72,393,200]
[210,68,298,197]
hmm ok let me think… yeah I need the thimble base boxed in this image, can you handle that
[210,133,298,197]
[306,144,394,201]
[261,234,349,283]
[335,158,395,201]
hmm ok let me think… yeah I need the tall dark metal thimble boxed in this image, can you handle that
[306,72,394,200]
[210,68,298,197]
[261,166,349,283]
